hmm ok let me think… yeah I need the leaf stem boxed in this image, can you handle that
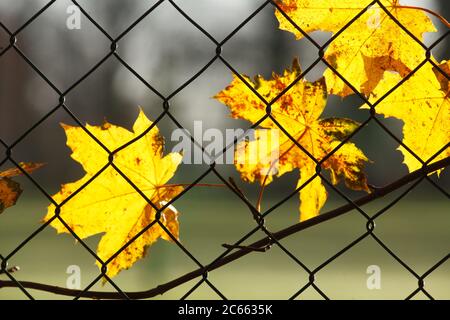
[396,5,450,28]
[256,131,306,211]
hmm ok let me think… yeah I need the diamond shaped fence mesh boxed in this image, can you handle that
[0,0,449,300]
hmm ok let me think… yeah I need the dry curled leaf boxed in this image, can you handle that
[275,0,436,96]
[44,110,183,278]
[0,178,21,215]
[0,162,43,215]
[215,59,370,221]
[367,61,450,174]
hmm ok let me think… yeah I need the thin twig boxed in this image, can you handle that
[0,266,20,275]
[0,156,448,299]
[222,244,269,252]
[223,177,272,252]
[256,131,306,211]
[396,5,450,28]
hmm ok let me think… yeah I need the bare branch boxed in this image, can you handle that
[0,156,448,299]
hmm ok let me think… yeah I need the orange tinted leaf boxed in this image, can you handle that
[0,162,44,178]
[43,110,183,278]
[216,60,370,221]
[0,178,22,215]
[0,163,43,215]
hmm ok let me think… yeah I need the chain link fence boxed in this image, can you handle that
[0,0,449,300]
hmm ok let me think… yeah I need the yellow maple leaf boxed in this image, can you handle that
[0,163,43,215]
[275,0,436,96]
[215,59,370,221]
[44,110,183,278]
[368,61,450,173]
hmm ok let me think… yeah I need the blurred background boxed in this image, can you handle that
[0,0,448,299]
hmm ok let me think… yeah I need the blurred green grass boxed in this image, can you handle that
[0,185,448,300]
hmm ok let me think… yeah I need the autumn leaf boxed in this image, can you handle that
[367,61,450,173]
[0,163,43,215]
[44,110,183,278]
[275,0,436,96]
[434,60,450,92]
[215,59,370,221]
[0,178,21,215]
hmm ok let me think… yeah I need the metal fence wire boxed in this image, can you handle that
[0,0,449,300]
